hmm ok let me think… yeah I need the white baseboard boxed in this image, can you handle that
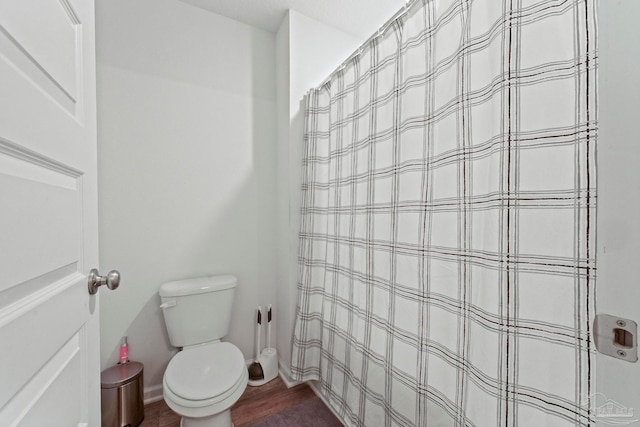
[144,384,164,405]
[277,361,303,388]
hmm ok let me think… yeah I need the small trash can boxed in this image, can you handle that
[101,362,144,427]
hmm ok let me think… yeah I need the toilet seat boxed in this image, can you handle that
[165,341,245,402]
[163,341,248,420]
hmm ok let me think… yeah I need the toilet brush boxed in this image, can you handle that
[249,304,278,386]
[266,305,272,349]
[248,306,264,381]
[258,304,278,384]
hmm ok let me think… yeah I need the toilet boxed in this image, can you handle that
[159,275,247,427]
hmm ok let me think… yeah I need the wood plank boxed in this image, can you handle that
[233,381,317,427]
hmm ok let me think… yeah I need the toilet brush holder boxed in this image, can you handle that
[248,348,278,387]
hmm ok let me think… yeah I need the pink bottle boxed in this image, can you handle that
[119,336,129,364]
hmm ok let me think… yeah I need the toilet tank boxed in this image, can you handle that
[159,275,237,348]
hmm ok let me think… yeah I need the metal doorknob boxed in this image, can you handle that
[88,268,121,295]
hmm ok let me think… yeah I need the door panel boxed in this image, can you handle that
[0,0,99,425]
[0,0,79,104]
[0,0,89,143]
[0,283,90,425]
[0,150,80,292]
[16,335,85,427]
[0,275,86,409]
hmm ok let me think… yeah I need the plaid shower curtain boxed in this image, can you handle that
[291,0,597,426]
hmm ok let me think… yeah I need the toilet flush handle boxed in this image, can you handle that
[160,300,176,309]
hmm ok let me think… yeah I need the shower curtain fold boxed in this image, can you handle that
[292,0,597,426]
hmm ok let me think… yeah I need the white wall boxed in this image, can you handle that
[275,10,362,377]
[96,0,277,393]
[275,12,291,376]
[596,0,640,419]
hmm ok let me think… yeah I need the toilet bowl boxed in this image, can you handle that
[160,275,247,427]
[163,342,248,427]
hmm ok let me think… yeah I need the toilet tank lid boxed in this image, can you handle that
[159,275,237,297]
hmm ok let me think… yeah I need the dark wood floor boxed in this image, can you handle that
[140,376,326,427]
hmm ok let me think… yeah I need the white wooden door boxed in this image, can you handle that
[0,0,101,425]
[596,1,640,426]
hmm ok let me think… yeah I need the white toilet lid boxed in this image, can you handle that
[165,342,245,401]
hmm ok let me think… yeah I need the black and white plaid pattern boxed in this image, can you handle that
[292,0,597,426]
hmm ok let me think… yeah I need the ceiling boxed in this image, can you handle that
[179,0,407,39]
